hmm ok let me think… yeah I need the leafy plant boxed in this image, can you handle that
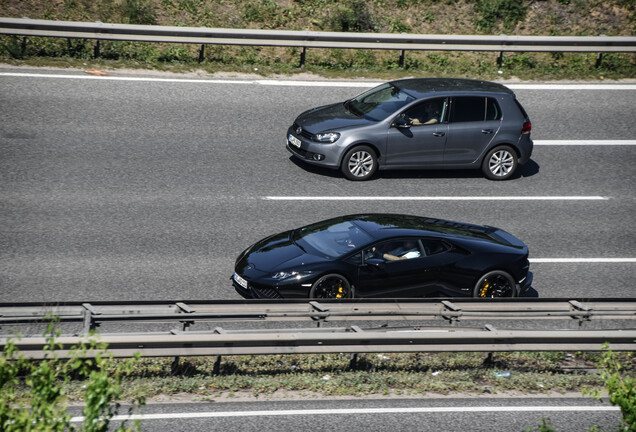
[585,345,636,431]
[473,0,527,32]
[0,324,145,432]
[121,0,157,25]
[328,0,377,32]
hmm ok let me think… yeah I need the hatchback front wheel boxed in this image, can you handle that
[341,146,377,181]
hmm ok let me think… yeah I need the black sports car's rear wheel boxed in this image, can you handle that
[473,271,516,298]
[310,274,351,299]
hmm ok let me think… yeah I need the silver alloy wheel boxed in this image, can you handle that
[348,150,374,177]
[488,149,515,177]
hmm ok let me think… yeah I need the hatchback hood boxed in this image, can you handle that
[295,102,376,133]
[243,231,324,272]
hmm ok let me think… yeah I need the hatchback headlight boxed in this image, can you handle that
[312,132,340,143]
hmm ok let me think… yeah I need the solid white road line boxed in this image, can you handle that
[534,140,636,146]
[264,196,607,201]
[69,405,619,422]
[530,258,636,263]
[2,72,636,90]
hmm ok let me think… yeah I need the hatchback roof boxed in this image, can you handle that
[390,78,514,98]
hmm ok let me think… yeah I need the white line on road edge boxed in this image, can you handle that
[530,258,636,263]
[264,196,607,201]
[70,405,619,422]
[534,140,636,145]
[2,73,636,90]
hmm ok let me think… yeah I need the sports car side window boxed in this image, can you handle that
[421,239,450,256]
[364,239,423,262]
[344,252,362,265]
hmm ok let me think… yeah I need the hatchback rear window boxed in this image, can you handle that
[450,97,485,123]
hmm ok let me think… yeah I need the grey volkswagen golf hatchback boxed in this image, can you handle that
[286,78,533,181]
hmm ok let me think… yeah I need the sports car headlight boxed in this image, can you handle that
[312,132,340,143]
[272,270,312,280]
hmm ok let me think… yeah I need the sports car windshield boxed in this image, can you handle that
[346,83,415,121]
[293,220,373,259]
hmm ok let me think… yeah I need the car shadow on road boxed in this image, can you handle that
[289,157,541,181]
[520,286,539,298]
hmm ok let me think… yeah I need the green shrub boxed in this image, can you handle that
[473,0,527,32]
[121,0,157,25]
[584,345,636,431]
[0,326,145,432]
[328,0,377,32]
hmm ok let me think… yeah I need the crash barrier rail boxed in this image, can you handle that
[1,299,635,358]
[1,18,635,67]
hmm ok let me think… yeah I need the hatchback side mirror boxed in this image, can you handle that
[393,117,411,129]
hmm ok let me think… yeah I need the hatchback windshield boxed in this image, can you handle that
[293,220,373,258]
[346,83,415,121]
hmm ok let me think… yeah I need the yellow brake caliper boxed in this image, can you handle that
[336,284,344,298]
[479,281,490,297]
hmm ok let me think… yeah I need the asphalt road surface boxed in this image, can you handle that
[65,397,623,432]
[1,67,635,302]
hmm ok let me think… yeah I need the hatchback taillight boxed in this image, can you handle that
[521,121,532,135]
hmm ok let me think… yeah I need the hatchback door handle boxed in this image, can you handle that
[481,129,494,134]
[433,132,445,137]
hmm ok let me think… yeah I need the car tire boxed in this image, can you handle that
[482,145,518,180]
[473,270,516,298]
[341,146,377,181]
[309,274,352,299]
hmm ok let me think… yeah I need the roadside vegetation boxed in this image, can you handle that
[0,0,634,80]
[2,329,635,430]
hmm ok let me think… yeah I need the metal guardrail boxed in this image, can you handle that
[1,299,635,332]
[1,299,635,358]
[6,328,636,360]
[1,18,635,66]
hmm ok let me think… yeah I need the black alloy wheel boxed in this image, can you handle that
[309,274,351,299]
[473,270,516,298]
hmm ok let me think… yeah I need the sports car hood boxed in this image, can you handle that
[295,102,376,133]
[240,231,325,272]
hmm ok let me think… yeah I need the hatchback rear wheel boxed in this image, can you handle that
[341,146,377,181]
[482,145,518,180]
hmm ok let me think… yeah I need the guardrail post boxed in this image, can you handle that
[299,47,306,68]
[595,52,603,68]
[198,44,205,63]
[20,36,26,57]
[81,303,100,334]
[94,40,100,58]
[497,51,504,67]
[399,49,405,68]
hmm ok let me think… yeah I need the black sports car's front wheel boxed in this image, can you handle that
[473,271,516,298]
[310,274,351,299]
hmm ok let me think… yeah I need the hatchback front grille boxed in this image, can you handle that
[292,123,314,140]
[288,143,309,158]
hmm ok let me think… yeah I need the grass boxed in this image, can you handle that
[8,351,635,403]
[0,0,634,80]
